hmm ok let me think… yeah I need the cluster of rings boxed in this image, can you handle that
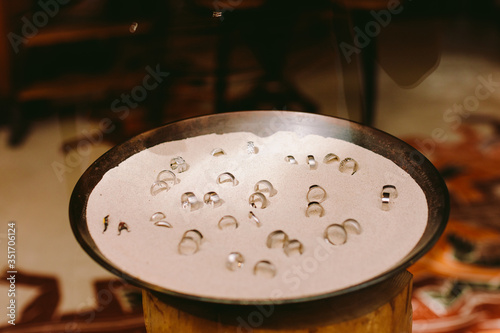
[170,156,188,173]
[133,141,371,279]
[181,191,224,211]
[248,180,277,211]
[150,170,179,196]
[150,212,172,228]
[305,185,326,217]
[266,230,304,256]
[324,219,362,245]
[217,213,263,229]
[284,153,359,175]
[225,253,276,278]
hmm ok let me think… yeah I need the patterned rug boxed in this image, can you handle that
[408,115,500,333]
[1,116,499,332]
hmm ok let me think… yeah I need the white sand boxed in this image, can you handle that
[86,131,428,302]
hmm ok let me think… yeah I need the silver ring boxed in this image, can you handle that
[381,185,398,211]
[226,252,245,271]
[285,155,297,164]
[183,229,203,243]
[342,219,362,235]
[204,191,223,208]
[248,211,261,227]
[307,155,317,170]
[253,260,276,278]
[306,185,326,203]
[254,180,277,197]
[170,156,188,173]
[323,153,339,164]
[154,221,172,228]
[247,141,258,154]
[181,192,200,211]
[178,229,203,255]
[218,215,238,230]
[305,201,325,217]
[150,212,166,222]
[211,148,226,156]
[339,157,358,175]
[157,170,178,186]
[266,230,289,249]
[217,172,238,186]
[324,224,347,245]
[150,180,169,196]
[249,192,268,209]
[284,239,304,256]
[178,237,199,255]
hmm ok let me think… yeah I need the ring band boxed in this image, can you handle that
[247,141,258,154]
[254,180,277,197]
[306,185,326,203]
[150,212,166,222]
[218,215,238,230]
[324,224,347,245]
[181,192,200,211]
[307,155,317,169]
[305,201,325,217]
[342,219,362,235]
[150,180,169,196]
[381,185,398,211]
[183,229,203,243]
[204,191,223,208]
[156,170,178,186]
[339,157,358,175]
[253,260,276,278]
[217,172,238,186]
[211,148,226,156]
[178,229,203,255]
[266,230,289,249]
[248,211,261,227]
[178,237,199,255]
[323,153,339,164]
[154,221,172,228]
[170,156,188,173]
[284,239,304,256]
[249,192,268,209]
[285,155,297,164]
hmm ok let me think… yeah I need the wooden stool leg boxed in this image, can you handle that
[143,270,413,333]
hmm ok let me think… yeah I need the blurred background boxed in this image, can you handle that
[0,0,499,332]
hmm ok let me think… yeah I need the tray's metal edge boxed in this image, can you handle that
[69,110,449,305]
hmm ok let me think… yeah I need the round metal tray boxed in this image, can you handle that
[69,110,449,305]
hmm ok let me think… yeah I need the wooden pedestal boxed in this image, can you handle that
[142,270,412,332]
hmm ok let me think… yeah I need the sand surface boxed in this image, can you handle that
[86,131,427,301]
